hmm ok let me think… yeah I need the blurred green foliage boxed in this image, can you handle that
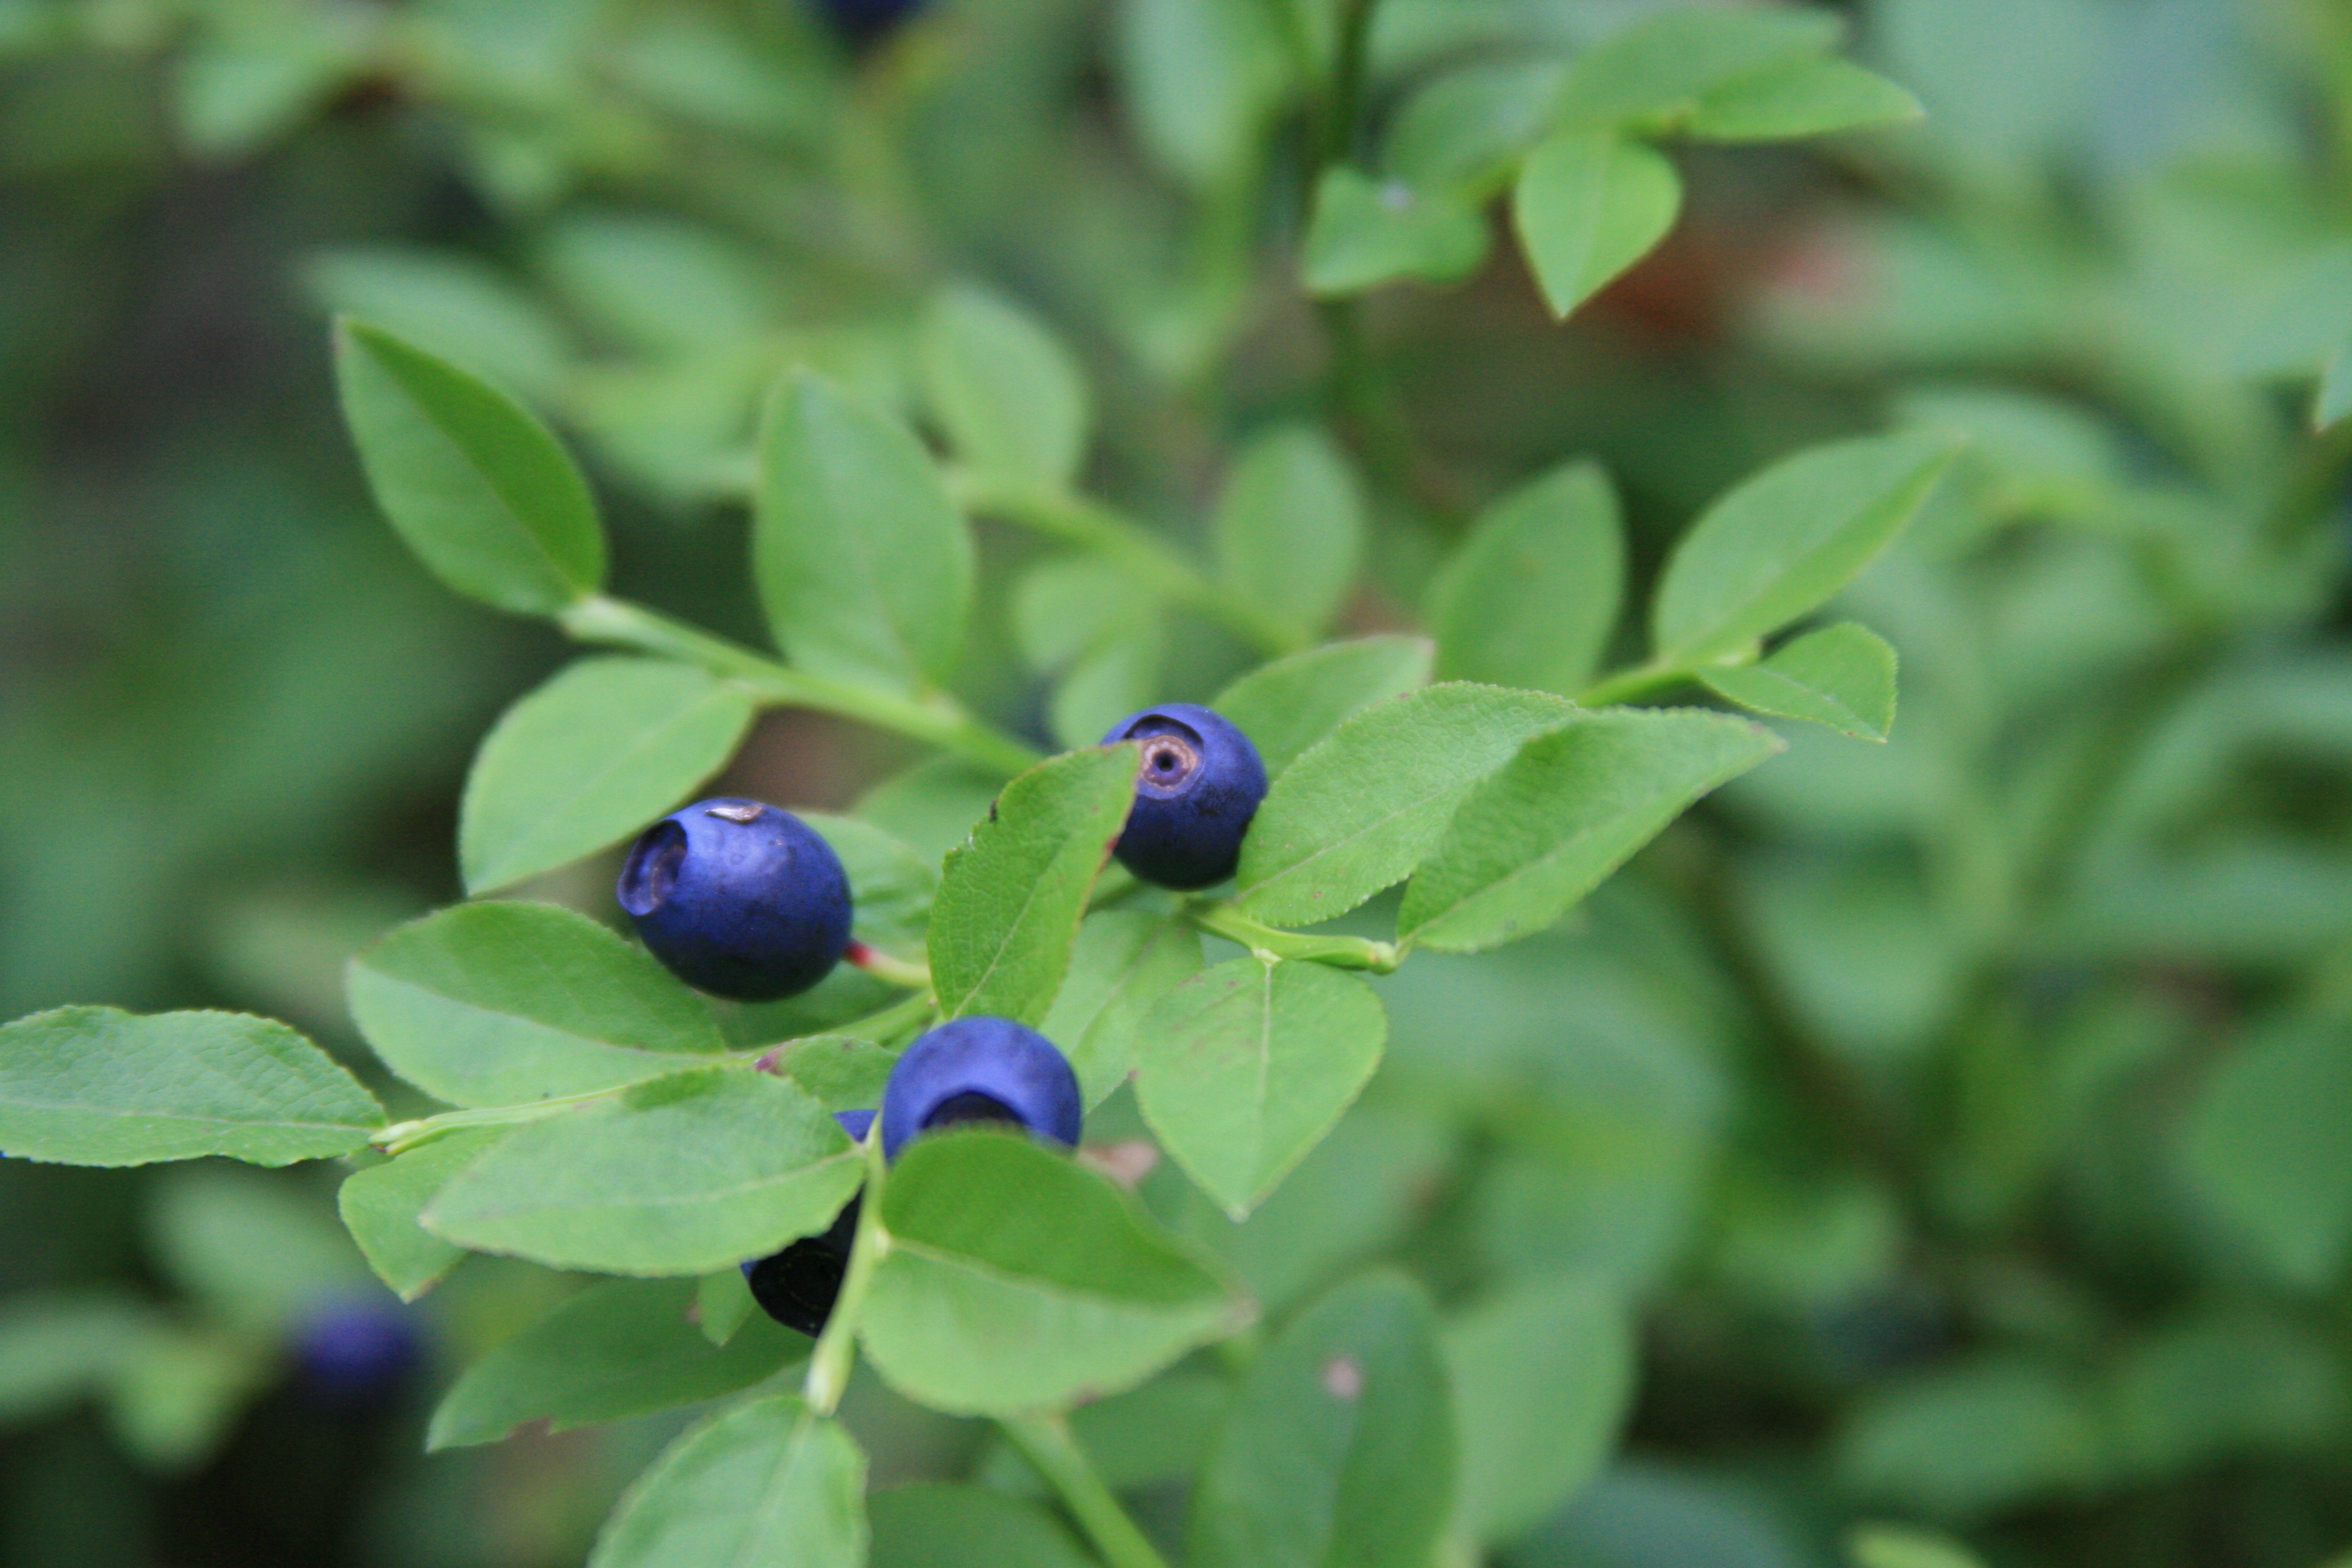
[3,0,2351,1564]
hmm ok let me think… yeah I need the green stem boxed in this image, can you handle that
[1576,660,1696,708]
[558,595,1042,778]
[953,480,1303,657]
[845,942,933,991]
[998,1414,1172,1568]
[372,1083,623,1156]
[1187,901,1402,973]
[803,1123,889,1415]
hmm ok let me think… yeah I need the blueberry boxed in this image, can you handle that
[879,1017,1083,1162]
[616,798,851,1001]
[1100,704,1267,890]
[812,0,923,42]
[742,1109,874,1337]
[291,1295,420,1402]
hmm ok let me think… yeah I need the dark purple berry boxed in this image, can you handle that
[879,1017,1082,1162]
[617,798,851,1001]
[1100,704,1267,890]
[742,1109,873,1338]
[292,1295,420,1401]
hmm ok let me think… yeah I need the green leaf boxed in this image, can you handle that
[861,1131,1248,1415]
[695,1266,758,1347]
[1385,56,1569,191]
[762,1035,901,1112]
[1050,619,1168,751]
[1837,1357,2099,1520]
[2181,1016,2352,1290]
[332,318,605,616]
[458,658,757,895]
[1428,460,1624,696]
[304,246,570,405]
[1685,57,1924,142]
[104,1324,264,1472]
[0,1008,381,1168]
[1114,0,1289,188]
[589,1395,865,1568]
[858,756,1007,866]
[1653,432,1960,668]
[1013,555,1158,673]
[1512,131,1682,319]
[1400,710,1780,951]
[1040,910,1204,1108]
[1136,958,1387,1220]
[1850,1525,1987,1568]
[802,811,939,962]
[2318,335,2352,432]
[1190,1271,1456,1568]
[1236,684,1576,927]
[347,901,724,1109]
[1704,622,1899,740]
[754,369,973,692]
[1212,635,1436,777]
[1213,425,1366,644]
[427,1278,805,1449]
[929,745,1139,1026]
[339,1131,503,1301]
[423,1068,861,1275]
[1552,7,1843,130]
[870,1486,1094,1568]
[920,284,1091,494]
[1302,168,1489,296]
[1443,1275,1635,1544]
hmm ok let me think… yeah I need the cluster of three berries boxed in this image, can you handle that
[613,705,1268,1334]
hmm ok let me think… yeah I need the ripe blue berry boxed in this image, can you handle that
[880,1017,1083,1162]
[743,1109,873,1337]
[815,0,923,41]
[616,799,851,1001]
[1101,704,1267,890]
[292,1295,420,1401]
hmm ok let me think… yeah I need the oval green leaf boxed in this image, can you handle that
[920,284,1091,495]
[860,1131,1250,1416]
[589,1395,866,1568]
[347,901,724,1109]
[1429,460,1625,696]
[1211,635,1436,778]
[1399,709,1781,952]
[0,1008,381,1168]
[929,745,1138,1026]
[1212,425,1367,645]
[333,317,605,616]
[1190,1271,1457,1568]
[459,658,757,895]
[1702,621,1899,740]
[337,1128,503,1301]
[1135,958,1388,1220]
[428,1277,804,1450]
[754,368,973,692]
[1443,1274,1635,1544]
[423,1068,860,1275]
[1512,131,1682,320]
[1652,431,1959,668]
[1235,683,1576,927]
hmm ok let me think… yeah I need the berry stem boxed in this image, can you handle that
[844,941,933,991]
[558,594,1042,777]
[802,1121,890,1416]
[1185,901,1402,973]
[951,477,1305,658]
[998,1414,1172,1568]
